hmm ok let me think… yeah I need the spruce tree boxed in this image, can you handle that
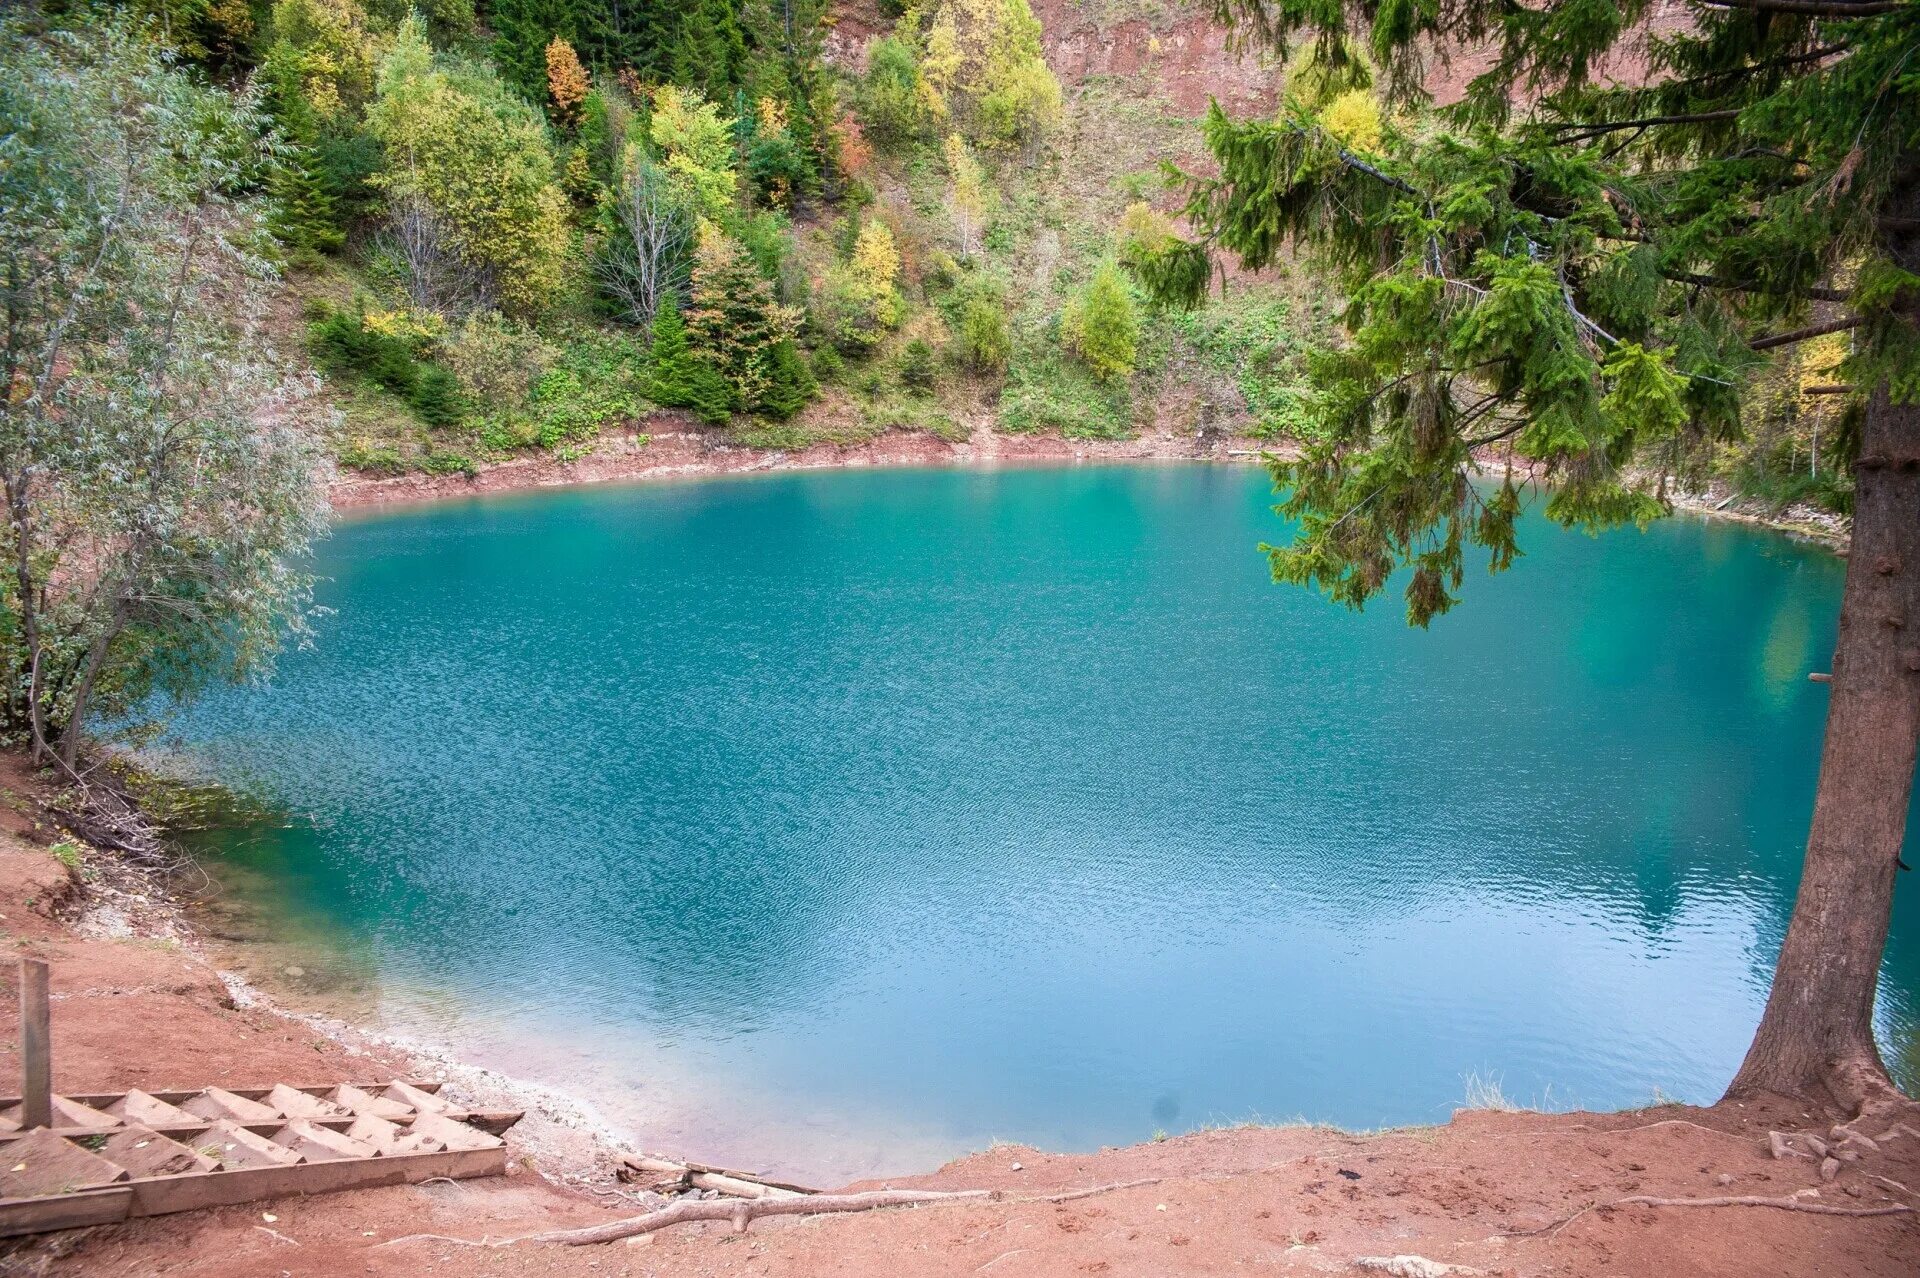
[683,227,807,418]
[259,44,344,261]
[489,0,577,100]
[759,338,817,419]
[646,294,697,408]
[1150,0,1920,1113]
[670,0,747,104]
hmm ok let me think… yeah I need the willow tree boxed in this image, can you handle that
[0,20,329,770]
[1147,1,1919,1113]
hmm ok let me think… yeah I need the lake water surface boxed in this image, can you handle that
[163,464,1919,1182]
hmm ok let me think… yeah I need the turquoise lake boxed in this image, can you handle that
[162,463,1919,1182]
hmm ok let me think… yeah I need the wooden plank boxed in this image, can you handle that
[17,961,49,1131]
[0,1186,134,1238]
[123,1146,504,1217]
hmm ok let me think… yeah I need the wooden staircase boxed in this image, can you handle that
[0,1078,522,1237]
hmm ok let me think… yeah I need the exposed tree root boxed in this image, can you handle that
[1613,1193,1913,1218]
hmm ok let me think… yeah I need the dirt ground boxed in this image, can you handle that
[2,763,1916,1277]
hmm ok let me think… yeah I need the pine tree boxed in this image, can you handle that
[1154,0,1920,1112]
[646,294,697,408]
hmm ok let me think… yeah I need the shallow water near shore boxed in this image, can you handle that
[161,463,1918,1183]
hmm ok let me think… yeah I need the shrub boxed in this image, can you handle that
[337,437,408,474]
[1061,261,1138,381]
[308,305,467,426]
[440,314,559,407]
[858,36,934,147]
[955,281,1011,372]
[420,449,478,476]
[899,338,937,392]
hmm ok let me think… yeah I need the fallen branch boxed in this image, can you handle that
[1616,1193,1911,1218]
[526,1177,1168,1246]
[528,1188,993,1246]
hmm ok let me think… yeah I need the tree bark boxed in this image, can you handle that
[1725,381,1920,1112]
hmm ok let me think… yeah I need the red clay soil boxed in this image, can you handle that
[1,768,1916,1276]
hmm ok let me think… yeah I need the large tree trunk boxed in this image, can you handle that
[1724,382,1920,1113]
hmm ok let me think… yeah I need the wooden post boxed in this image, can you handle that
[19,959,50,1129]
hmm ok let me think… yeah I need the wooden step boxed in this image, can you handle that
[0,1129,129,1197]
[383,1081,452,1114]
[183,1088,282,1124]
[97,1128,218,1178]
[0,1096,117,1130]
[345,1114,440,1156]
[198,1121,302,1170]
[266,1085,351,1120]
[331,1084,414,1122]
[272,1120,379,1163]
[106,1090,199,1127]
[408,1111,503,1152]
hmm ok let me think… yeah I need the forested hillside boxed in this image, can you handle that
[16,0,1851,515]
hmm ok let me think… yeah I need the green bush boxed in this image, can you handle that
[336,438,408,474]
[1001,348,1134,439]
[898,338,937,392]
[955,283,1011,372]
[1165,296,1320,439]
[420,449,478,476]
[308,306,467,428]
[1060,261,1139,382]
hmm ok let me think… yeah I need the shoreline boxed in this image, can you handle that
[57,789,652,1193]
[80,424,1854,1187]
[327,418,1855,551]
[14,763,1920,1274]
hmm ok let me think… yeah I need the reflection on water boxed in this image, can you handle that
[162,465,1917,1183]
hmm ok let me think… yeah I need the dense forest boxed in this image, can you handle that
[2,0,1850,512]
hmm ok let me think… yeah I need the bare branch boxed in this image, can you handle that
[1749,314,1863,350]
